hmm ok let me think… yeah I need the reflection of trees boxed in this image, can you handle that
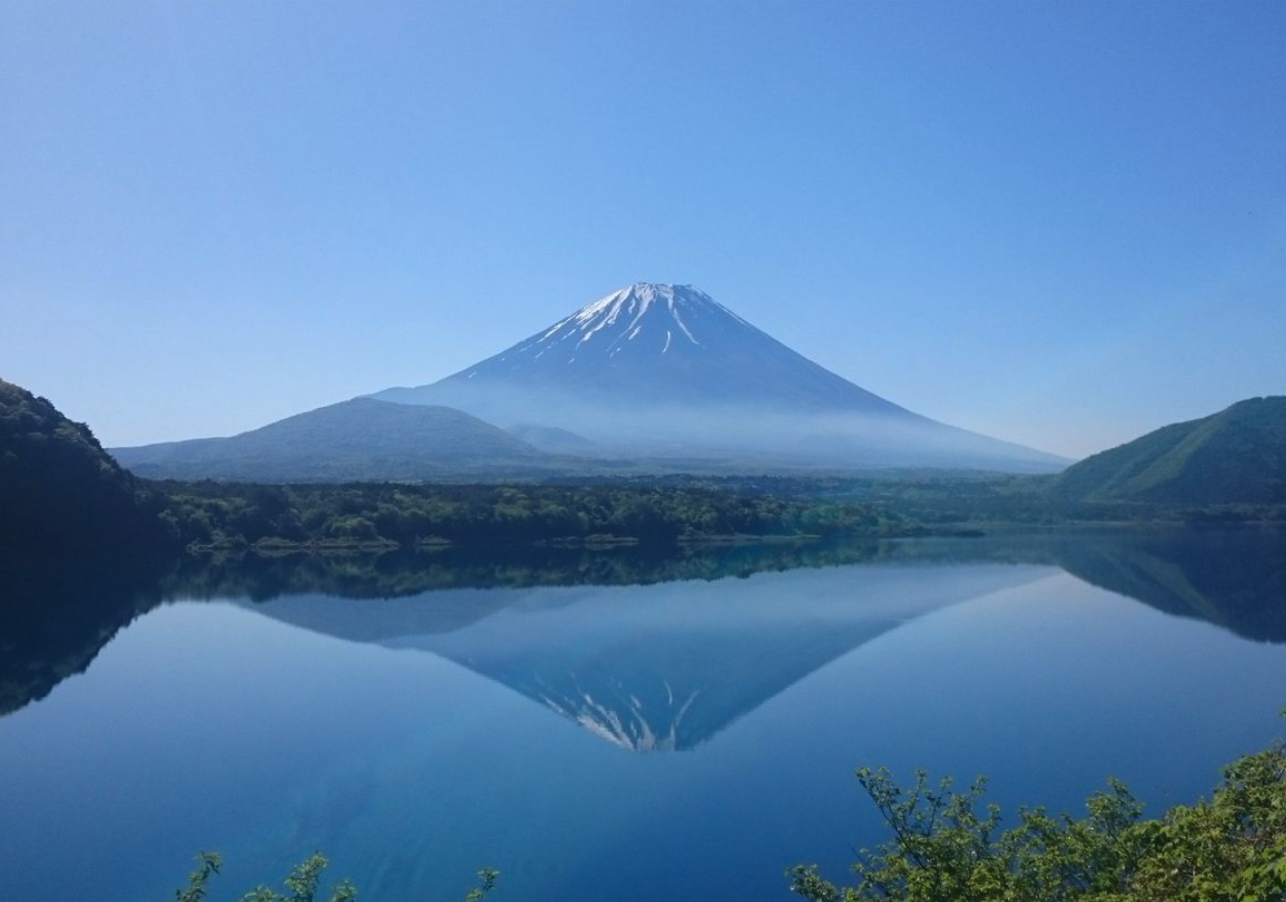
[2,539,900,718]
[158,538,903,602]
[1048,528,1286,643]
[154,526,1286,644]
[0,553,165,717]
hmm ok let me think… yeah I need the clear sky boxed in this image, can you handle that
[2,0,1284,459]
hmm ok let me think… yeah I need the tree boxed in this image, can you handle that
[790,738,1286,902]
[170,852,497,902]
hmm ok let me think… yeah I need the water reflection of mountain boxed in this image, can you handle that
[1045,528,1286,642]
[222,527,1286,749]
[249,563,1049,751]
[4,527,1285,727]
[0,553,163,716]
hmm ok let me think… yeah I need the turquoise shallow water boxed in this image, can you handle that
[2,532,1285,902]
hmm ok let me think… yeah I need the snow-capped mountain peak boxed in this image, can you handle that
[535,282,747,356]
[367,282,1068,472]
[379,281,907,412]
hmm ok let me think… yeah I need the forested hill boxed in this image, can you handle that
[1047,396,1286,504]
[111,397,546,482]
[0,378,161,549]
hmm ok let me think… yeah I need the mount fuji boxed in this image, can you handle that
[370,281,1064,470]
[379,283,904,415]
[112,283,1067,479]
[372,283,1067,472]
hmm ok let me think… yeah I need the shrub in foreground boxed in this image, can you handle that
[790,739,1286,902]
[171,851,497,902]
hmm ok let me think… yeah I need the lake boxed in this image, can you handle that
[2,528,1285,901]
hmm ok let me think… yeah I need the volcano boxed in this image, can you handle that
[372,283,1066,472]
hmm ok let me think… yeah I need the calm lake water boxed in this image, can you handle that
[2,529,1285,901]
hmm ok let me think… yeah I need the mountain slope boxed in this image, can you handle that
[379,283,910,416]
[1047,396,1286,503]
[112,397,547,481]
[373,283,1067,473]
[505,423,598,455]
[0,378,161,548]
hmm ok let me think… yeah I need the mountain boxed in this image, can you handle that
[372,283,1067,473]
[379,283,907,415]
[112,397,548,482]
[505,423,598,455]
[0,378,161,548]
[1047,396,1286,504]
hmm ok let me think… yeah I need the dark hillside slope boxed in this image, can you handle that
[112,398,547,482]
[0,379,160,549]
[1047,396,1286,504]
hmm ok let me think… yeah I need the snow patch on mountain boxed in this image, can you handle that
[535,283,732,359]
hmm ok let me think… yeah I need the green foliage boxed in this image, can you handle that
[170,852,495,902]
[153,480,921,551]
[237,852,356,902]
[1124,745,1286,901]
[463,868,500,902]
[174,851,221,902]
[791,737,1286,902]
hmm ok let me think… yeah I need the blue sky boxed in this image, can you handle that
[2,0,1283,458]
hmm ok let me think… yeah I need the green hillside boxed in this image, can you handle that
[0,378,161,549]
[111,397,548,482]
[1047,396,1286,504]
